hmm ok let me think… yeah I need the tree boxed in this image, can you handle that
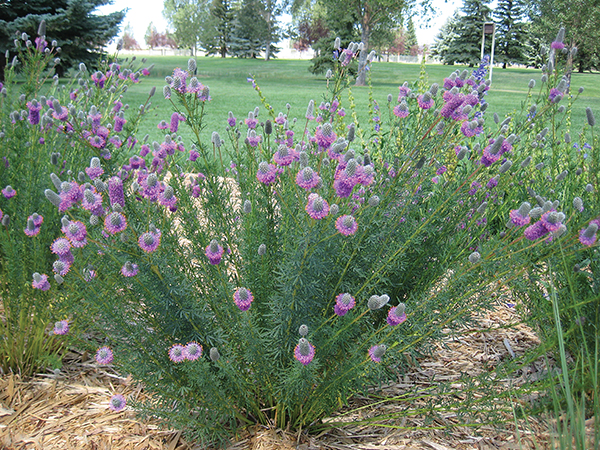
[404,17,418,56]
[436,0,491,66]
[122,23,141,51]
[527,0,600,73]
[164,0,211,55]
[494,0,528,68]
[0,0,125,80]
[144,23,177,49]
[229,0,280,59]
[202,0,235,57]
[316,0,429,85]
[431,12,460,64]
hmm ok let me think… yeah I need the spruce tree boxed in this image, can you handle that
[446,0,491,66]
[494,0,528,68]
[404,17,418,56]
[0,0,125,80]
[431,12,461,64]
[203,0,235,57]
[229,0,269,58]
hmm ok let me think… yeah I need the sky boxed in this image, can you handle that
[97,0,470,50]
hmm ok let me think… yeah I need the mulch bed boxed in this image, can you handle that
[0,303,570,449]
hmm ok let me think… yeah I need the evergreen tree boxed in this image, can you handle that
[494,0,528,68]
[445,0,492,66]
[229,0,269,58]
[0,0,125,80]
[404,17,418,56]
[431,12,461,64]
[202,0,235,57]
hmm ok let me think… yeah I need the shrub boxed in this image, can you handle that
[0,24,153,375]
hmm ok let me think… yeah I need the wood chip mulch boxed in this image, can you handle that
[0,303,592,449]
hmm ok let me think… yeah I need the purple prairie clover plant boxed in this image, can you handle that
[96,346,114,364]
[104,212,127,234]
[294,338,315,365]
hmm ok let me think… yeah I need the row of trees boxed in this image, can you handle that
[1,0,599,82]
[432,0,600,72]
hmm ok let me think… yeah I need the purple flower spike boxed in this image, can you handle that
[63,220,88,247]
[53,319,69,335]
[108,176,125,208]
[121,261,139,277]
[369,344,387,363]
[306,193,329,220]
[524,221,549,241]
[579,223,598,246]
[184,342,203,361]
[387,304,407,326]
[138,230,161,253]
[32,272,50,291]
[256,162,277,185]
[104,212,128,234]
[334,293,356,316]
[234,287,254,311]
[2,185,16,198]
[168,344,186,363]
[335,215,358,236]
[51,237,71,256]
[539,211,562,233]
[296,167,321,189]
[96,346,114,364]
[509,202,531,227]
[108,394,126,412]
[294,338,315,365]
[205,239,224,265]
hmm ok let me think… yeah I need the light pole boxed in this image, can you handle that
[480,22,496,83]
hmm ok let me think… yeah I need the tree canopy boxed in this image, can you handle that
[0,0,125,79]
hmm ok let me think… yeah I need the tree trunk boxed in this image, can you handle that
[264,10,272,61]
[355,22,370,86]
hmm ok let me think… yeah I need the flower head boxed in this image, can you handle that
[294,338,315,365]
[96,346,114,364]
[205,239,224,265]
[108,394,126,412]
[579,223,598,246]
[53,319,69,335]
[168,344,186,363]
[335,215,358,236]
[138,229,161,253]
[32,272,50,291]
[296,167,321,190]
[51,238,71,256]
[306,193,329,220]
[509,202,531,227]
[63,220,88,247]
[334,293,356,316]
[234,287,254,311]
[2,185,16,199]
[369,344,386,363]
[256,162,277,185]
[387,303,407,326]
[184,342,203,361]
[121,261,139,277]
[104,212,128,234]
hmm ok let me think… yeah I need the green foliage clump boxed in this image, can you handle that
[0,24,153,376]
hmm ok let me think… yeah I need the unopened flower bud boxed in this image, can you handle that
[209,347,220,362]
[469,251,481,264]
[258,243,266,255]
[243,200,251,214]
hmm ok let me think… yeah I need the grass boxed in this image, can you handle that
[118,55,600,151]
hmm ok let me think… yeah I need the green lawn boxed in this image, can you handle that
[122,56,600,149]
